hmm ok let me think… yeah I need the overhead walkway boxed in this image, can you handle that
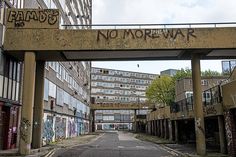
[4,9,236,155]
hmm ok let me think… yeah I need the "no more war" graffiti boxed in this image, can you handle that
[97,28,196,42]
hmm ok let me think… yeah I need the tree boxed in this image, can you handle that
[173,68,192,81]
[146,76,175,106]
[173,68,221,81]
[201,69,221,76]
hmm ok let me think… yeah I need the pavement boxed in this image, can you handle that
[134,133,228,157]
[50,131,174,157]
[0,132,229,157]
[0,133,101,157]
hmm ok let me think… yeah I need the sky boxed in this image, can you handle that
[91,0,236,74]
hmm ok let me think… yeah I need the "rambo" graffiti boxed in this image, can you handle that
[7,9,59,27]
[97,28,196,42]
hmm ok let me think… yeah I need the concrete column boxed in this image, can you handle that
[153,121,156,135]
[19,52,36,155]
[160,120,163,138]
[148,121,151,134]
[157,120,160,137]
[191,53,206,156]
[90,109,95,132]
[218,116,227,154]
[134,109,137,132]
[174,120,178,142]
[152,121,154,135]
[155,120,158,136]
[32,61,45,149]
[150,121,153,135]
[164,119,168,139]
[169,120,173,141]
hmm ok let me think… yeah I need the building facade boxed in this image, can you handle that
[0,0,92,150]
[147,75,229,155]
[91,67,157,131]
[0,0,24,150]
[160,69,178,76]
[23,0,92,145]
[175,76,227,102]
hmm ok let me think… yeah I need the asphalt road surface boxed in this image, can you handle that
[52,131,173,157]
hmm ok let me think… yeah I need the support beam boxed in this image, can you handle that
[218,116,227,154]
[32,61,45,149]
[160,120,163,138]
[174,120,178,142]
[89,109,95,132]
[157,120,161,137]
[168,120,173,141]
[134,109,137,132]
[155,120,158,136]
[191,53,206,156]
[19,52,36,155]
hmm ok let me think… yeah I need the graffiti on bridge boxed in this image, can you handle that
[97,28,196,42]
[7,9,59,28]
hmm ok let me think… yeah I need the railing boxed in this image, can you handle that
[61,22,236,29]
[171,85,222,113]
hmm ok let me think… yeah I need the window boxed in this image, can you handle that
[44,79,49,101]
[201,80,208,86]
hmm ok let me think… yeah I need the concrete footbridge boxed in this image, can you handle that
[4,9,236,155]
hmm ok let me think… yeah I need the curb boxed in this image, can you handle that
[43,133,104,157]
[159,144,187,157]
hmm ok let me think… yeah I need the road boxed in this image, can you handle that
[51,131,173,157]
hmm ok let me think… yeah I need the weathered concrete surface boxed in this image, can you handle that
[222,80,236,109]
[4,27,236,61]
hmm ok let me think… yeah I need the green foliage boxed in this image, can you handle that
[173,68,192,81]
[146,76,175,106]
[173,68,221,81]
[201,69,221,76]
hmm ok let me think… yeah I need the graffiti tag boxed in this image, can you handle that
[7,9,59,28]
[204,106,217,115]
[97,28,196,42]
[20,117,31,143]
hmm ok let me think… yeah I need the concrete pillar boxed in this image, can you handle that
[149,121,151,134]
[160,120,163,138]
[152,121,154,135]
[150,121,153,135]
[174,120,178,142]
[191,53,206,156]
[19,52,36,155]
[90,109,95,132]
[32,61,45,149]
[218,116,227,154]
[155,120,158,136]
[157,120,160,137]
[169,120,173,141]
[153,120,156,136]
[134,109,137,132]
[164,119,168,139]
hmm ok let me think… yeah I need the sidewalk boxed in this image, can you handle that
[0,133,101,157]
[134,133,228,157]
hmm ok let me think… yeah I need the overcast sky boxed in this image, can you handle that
[91,0,236,74]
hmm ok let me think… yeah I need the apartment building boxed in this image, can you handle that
[0,0,92,150]
[175,76,227,102]
[0,0,24,150]
[91,67,158,131]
